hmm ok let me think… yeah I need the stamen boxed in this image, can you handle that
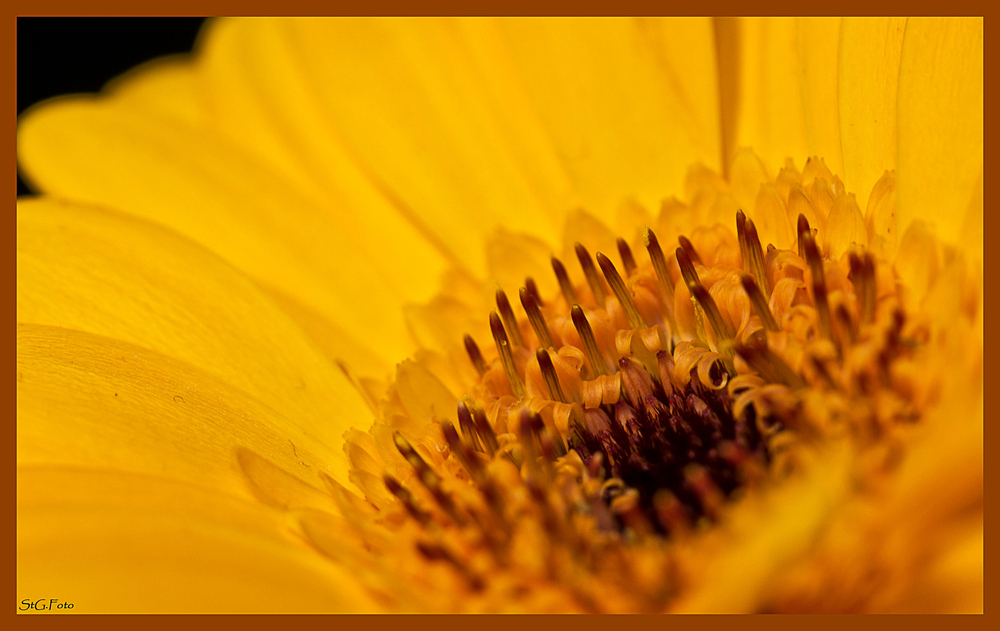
[551,256,579,306]
[574,243,607,306]
[674,245,701,289]
[537,348,568,403]
[496,289,525,348]
[735,341,806,389]
[457,398,484,452]
[472,403,500,457]
[529,409,567,459]
[489,310,526,398]
[393,431,466,526]
[519,286,555,349]
[596,252,646,329]
[571,305,609,377]
[384,474,431,525]
[741,273,779,332]
[736,210,750,272]
[463,334,487,376]
[684,464,724,520]
[689,283,735,356]
[525,276,544,308]
[677,247,733,353]
[678,235,703,266]
[441,420,485,484]
[797,213,811,260]
[415,541,484,591]
[619,357,654,408]
[656,349,675,398]
[643,228,676,306]
[849,250,877,325]
[652,489,690,534]
[741,214,771,299]
[676,246,709,342]
[802,232,833,341]
[834,303,858,345]
[617,238,638,276]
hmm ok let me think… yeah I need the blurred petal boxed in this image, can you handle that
[18,60,448,372]
[487,18,722,213]
[717,17,809,173]
[18,467,377,613]
[17,198,372,485]
[201,17,721,267]
[795,18,843,178]
[17,324,346,504]
[838,18,906,208]
[896,18,982,248]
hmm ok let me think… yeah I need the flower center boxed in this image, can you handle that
[337,159,930,612]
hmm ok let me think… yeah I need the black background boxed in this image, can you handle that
[17,17,207,196]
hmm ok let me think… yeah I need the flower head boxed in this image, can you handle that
[17,17,982,613]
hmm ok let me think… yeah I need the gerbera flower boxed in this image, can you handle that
[16,17,982,613]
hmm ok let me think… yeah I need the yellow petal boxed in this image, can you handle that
[17,199,372,486]
[208,17,722,264]
[795,18,843,179]
[896,18,982,248]
[837,18,907,209]
[18,466,377,612]
[825,192,868,255]
[717,18,809,171]
[18,65,447,372]
[18,324,344,500]
[488,18,722,212]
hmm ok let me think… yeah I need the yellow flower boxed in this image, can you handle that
[16,18,982,613]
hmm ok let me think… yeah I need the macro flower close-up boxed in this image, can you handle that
[16,17,983,613]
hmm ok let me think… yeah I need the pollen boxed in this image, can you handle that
[325,156,957,613]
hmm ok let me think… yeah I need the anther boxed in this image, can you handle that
[619,357,654,408]
[489,311,527,398]
[537,348,568,403]
[583,408,613,435]
[415,541,485,591]
[643,228,676,306]
[519,409,566,461]
[384,474,431,525]
[797,213,811,261]
[551,256,579,306]
[574,243,607,306]
[525,276,543,308]
[495,289,525,348]
[596,252,646,329]
[735,341,806,389]
[472,404,500,457]
[656,350,675,398]
[457,398,484,452]
[736,210,750,272]
[519,286,555,349]
[393,431,465,526]
[678,235,703,266]
[849,250,876,325]
[689,282,735,355]
[834,303,857,345]
[617,238,638,276]
[674,246,701,289]
[741,214,771,299]
[441,420,485,484]
[741,273,779,332]
[570,305,609,377]
[676,246,709,342]
[463,334,487,376]
[802,232,833,341]
[653,489,690,535]
[684,464,724,520]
